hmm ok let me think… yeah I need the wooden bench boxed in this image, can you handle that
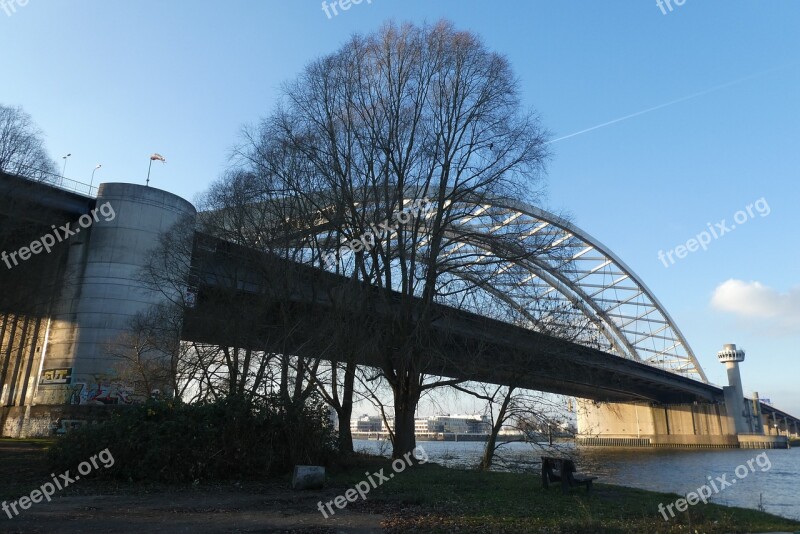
[541,456,597,494]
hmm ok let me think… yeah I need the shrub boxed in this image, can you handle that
[47,395,337,482]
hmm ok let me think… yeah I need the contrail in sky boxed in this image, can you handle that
[546,62,798,145]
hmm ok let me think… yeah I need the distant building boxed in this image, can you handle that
[415,414,491,434]
[351,413,491,436]
[351,414,393,433]
[415,417,444,434]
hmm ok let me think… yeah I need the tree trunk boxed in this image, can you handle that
[337,410,354,453]
[479,387,514,470]
[479,426,500,470]
[337,361,356,453]
[391,373,420,459]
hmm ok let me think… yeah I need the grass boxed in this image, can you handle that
[2,439,798,533]
[0,438,56,499]
[329,455,800,533]
[0,437,57,445]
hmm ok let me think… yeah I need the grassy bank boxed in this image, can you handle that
[0,438,55,499]
[2,439,798,533]
[330,455,800,533]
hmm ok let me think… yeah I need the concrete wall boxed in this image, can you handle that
[1,183,196,437]
[0,314,49,435]
[577,400,740,448]
[576,400,653,438]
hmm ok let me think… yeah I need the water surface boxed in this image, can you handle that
[354,439,800,520]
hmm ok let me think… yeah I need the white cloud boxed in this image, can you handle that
[711,279,800,334]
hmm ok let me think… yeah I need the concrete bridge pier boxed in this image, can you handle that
[577,344,790,449]
[576,399,740,448]
[1,183,196,437]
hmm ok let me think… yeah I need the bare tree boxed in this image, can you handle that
[447,295,593,469]
[0,104,57,181]
[238,21,550,458]
[194,170,327,406]
[450,382,572,470]
[108,304,205,402]
[307,283,383,452]
[136,169,329,408]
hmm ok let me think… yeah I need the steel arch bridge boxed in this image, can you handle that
[299,193,709,384]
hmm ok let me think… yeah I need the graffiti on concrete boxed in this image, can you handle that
[39,368,73,385]
[68,381,135,405]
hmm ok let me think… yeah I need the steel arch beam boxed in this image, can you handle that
[289,191,709,383]
[440,231,633,359]
[453,196,708,382]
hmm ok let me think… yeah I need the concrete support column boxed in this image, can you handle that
[717,345,748,435]
[750,392,763,434]
[32,183,196,410]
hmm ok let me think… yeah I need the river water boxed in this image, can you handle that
[353,439,800,521]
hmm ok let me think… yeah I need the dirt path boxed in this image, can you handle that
[0,440,385,533]
[0,491,384,533]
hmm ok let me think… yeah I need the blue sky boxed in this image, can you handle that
[2,1,798,414]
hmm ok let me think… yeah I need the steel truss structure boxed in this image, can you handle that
[466,198,708,383]
[306,196,708,383]
[302,194,708,384]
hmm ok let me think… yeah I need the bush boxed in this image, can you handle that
[47,395,337,483]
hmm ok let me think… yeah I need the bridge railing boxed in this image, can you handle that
[6,162,97,198]
[48,176,98,197]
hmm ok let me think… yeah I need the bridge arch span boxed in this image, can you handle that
[302,194,708,383]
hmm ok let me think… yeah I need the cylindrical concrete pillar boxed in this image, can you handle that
[717,344,749,435]
[33,183,196,408]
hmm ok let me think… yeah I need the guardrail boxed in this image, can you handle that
[46,176,98,197]
[5,162,97,198]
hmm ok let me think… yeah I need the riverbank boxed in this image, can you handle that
[332,454,800,532]
[355,438,800,521]
[1,439,798,533]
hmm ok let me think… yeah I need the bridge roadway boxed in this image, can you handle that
[182,235,722,405]
[3,174,798,429]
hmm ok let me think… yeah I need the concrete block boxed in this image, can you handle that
[291,465,325,490]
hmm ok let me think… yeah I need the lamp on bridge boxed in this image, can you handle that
[60,153,71,184]
[90,164,102,191]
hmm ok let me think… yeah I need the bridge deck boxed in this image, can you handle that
[183,236,723,404]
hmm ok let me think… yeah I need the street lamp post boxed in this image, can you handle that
[61,153,72,184]
[90,164,102,194]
